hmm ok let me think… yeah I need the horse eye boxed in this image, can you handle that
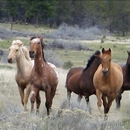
[16,49,18,51]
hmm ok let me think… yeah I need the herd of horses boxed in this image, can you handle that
[7,36,130,119]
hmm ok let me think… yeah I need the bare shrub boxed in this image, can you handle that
[46,39,88,51]
[46,23,105,40]
[44,50,63,67]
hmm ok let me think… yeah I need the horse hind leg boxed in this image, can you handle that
[30,87,38,113]
[67,90,72,108]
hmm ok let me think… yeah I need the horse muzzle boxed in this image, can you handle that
[29,51,34,58]
[102,70,108,76]
[7,58,13,63]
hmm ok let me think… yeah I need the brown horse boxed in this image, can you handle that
[116,51,130,109]
[7,40,33,111]
[66,50,101,113]
[29,37,58,115]
[93,48,123,119]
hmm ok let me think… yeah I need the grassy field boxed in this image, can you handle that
[1,23,130,129]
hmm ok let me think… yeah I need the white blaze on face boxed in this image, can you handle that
[31,38,40,43]
[104,55,107,59]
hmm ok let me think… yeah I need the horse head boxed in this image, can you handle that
[29,37,44,58]
[100,48,112,76]
[8,40,23,63]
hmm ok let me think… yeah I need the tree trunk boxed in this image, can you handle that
[10,16,13,31]
[35,13,39,28]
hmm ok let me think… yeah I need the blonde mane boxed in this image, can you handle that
[22,46,31,62]
[12,40,31,62]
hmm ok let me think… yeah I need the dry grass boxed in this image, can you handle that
[0,67,130,130]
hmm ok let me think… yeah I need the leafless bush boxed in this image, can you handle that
[46,23,105,40]
[44,50,63,67]
[46,39,88,51]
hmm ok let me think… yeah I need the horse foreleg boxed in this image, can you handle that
[24,84,31,111]
[115,88,123,109]
[84,96,91,114]
[30,87,38,113]
[18,87,24,106]
[104,97,114,119]
[96,89,102,117]
[45,87,51,115]
[36,91,41,114]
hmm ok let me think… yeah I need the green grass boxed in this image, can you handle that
[53,42,129,67]
[0,23,56,33]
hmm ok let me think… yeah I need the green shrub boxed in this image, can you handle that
[63,61,73,69]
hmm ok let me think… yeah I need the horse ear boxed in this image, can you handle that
[18,40,23,47]
[102,48,105,53]
[40,37,44,41]
[108,48,111,52]
[127,51,130,55]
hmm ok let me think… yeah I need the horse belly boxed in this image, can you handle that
[67,72,83,95]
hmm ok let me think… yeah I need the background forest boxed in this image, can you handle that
[0,0,130,36]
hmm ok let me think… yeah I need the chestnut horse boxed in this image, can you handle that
[7,40,33,111]
[29,37,58,115]
[66,50,101,113]
[93,48,123,119]
[116,51,130,109]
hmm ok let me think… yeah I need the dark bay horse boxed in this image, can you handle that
[29,37,58,115]
[93,48,123,119]
[66,50,101,113]
[116,51,130,109]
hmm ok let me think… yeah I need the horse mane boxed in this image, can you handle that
[22,46,32,62]
[83,50,100,71]
[30,36,46,62]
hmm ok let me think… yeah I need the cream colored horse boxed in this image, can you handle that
[8,40,33,111]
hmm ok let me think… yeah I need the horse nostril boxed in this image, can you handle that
[8,58,12,63]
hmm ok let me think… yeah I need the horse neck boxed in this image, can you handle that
[84,59,100,76]
[34,48,47,73]
[16,50,30,72]
[124,63,130,79]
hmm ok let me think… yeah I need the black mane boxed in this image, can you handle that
[83,50,100,72]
